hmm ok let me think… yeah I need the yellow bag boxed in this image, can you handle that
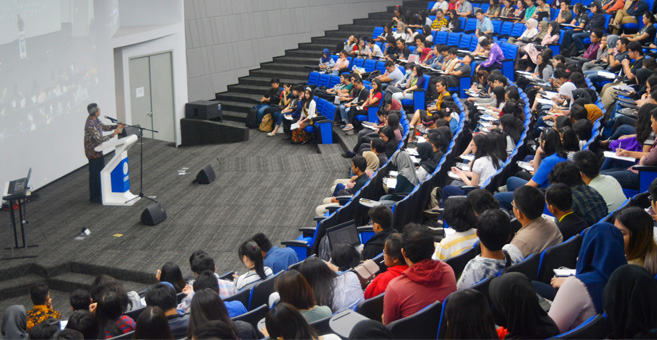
[258,113,273,132]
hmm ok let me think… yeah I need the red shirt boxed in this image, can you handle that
[383,259,457,325]
[364,265,408,299]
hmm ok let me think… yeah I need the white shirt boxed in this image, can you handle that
[588,175,626,212]
[332,272,364,312]
[432,0,449,12]
[234,267,273,290]
[472,156,497,186]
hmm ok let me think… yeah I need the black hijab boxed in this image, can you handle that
[489,273,560,339]
[417,142,440,174]
[603,264,657,339]
[349,319,394,339]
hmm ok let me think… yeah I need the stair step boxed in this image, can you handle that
[250,69,309,80]
[0,274,44,301]
[222,110,248,123]
[332,125,359,153]
[311,37,349,44]
[217,100,254,113]
[353,18,391,26]
[260,62,316,72]
[239,77,306,87]
[272,56,319,65]
[215,92,262,104]
[48,272,147,295]
[287,50,330,58]
[297,43,338,51]
[226,84,272,95]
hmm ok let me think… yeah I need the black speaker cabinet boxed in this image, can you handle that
[185,100,222,121]
[141,202,167,226]
[195,164,216,184]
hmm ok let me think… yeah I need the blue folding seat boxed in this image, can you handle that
[435,31,448,45]
[353,58,364,69]
[499,21,513,37]
[459,34,472,50]
[447,32,461,46]
[500,42,519,81]
[307,72,319,86]
[428,1,437,10]
[470,36,478,51]
[480,3,490,11]
[364,59,377,73]
[510,23,525,37]
[318,74,330,87]
[375,42,383,50]
[328,75,340,88]
[408,46,417,54]
[492,20,502,33]
[459,17,467,30]
[330,55,338,63]
[464,18,477,33]
[375,61,387,73]
[372,26,384,39]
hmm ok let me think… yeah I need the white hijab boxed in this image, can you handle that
[520,19,539,40]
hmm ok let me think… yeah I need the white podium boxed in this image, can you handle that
[94,134,140,206]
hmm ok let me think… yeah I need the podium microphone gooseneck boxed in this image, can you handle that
[105,116,118,123]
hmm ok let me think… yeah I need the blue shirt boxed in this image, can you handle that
[225,300,248,318]
[264,246,300,273]
[477,17,493,34]
[531,153,567,188]
[449,117,458,134]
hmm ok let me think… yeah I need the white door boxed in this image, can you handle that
[128,52,175,142]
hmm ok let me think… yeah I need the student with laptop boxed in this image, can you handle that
[84,103,124,204]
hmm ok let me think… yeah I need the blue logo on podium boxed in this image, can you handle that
[110,158,131,193]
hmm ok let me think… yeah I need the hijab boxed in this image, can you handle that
[349,319,394,339]
[390,150,419,186]
[558,82,576,102]
[606,34,619,50]
[1,305,28,340]
[575,223,627,313]
[417,142,440,174]
[321,48,331,63]
[521,19,539,40]
[363,151,380,172]
[489,273,560,339]
[603,264,657,339]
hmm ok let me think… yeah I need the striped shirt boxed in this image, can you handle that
[433,229,478,261]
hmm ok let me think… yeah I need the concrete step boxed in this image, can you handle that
[297,42,339,51]
[311,36,349,44]
[250,68,309,80]
[226,84,272,95]
[217,100,253,114]
[239,76,306,87]
[260,62,316,72]
[0,274,44,301]
[272,56,319,65]
[215,92,261,104]
[48,272,147,295]
[222,110,248,123]
[287,49,330,58]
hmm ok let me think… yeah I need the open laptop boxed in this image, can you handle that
[326,220,361,248]
[6,168,31,196]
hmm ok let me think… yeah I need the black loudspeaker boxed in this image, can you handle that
[141,202,167,226]
[185,100,222,121]
[195,164,216,184]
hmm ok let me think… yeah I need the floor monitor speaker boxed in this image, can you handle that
[195,164,215,184]
[141,202,167,226]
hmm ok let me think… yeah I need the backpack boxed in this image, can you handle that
[258,113,274,132]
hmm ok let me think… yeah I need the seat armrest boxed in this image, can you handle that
[281,240,310,248]
[633,165,657,172]
[336,195,352,205]
[313,216,326,222]
[357,225,374,233]
[299,226,316,237]
[327,205,341,213]
[461,185,480,194]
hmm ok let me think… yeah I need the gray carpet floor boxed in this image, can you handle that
[0,128,352,319]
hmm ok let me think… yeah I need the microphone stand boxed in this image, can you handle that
[111,119,159,205]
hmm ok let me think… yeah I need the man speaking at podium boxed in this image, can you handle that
[84,103,124,203]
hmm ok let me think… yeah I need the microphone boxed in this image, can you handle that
[105,116,118,123]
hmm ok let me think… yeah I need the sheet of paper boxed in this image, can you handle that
[410,156,420,164]
[613,85,634,92]
[383,177,397,189]
[448,171,460,180]
[597,71,617,79]
[517,161,534,172]
[362,124,377,131]
[480,115,498,121]
[407,148,419,156]
[290,122,300,130]
[537,98,555,106]
[389,170,399,177]
[603,151,636,163]
[543,91,559,99]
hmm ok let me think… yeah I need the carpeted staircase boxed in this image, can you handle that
[215,1,430,123]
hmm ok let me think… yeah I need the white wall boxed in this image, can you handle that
[185,0,397,101]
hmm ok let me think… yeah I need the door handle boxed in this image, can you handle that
[147,112,153,117]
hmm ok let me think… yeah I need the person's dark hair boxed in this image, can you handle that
[467,189,499,215]
[475,70,489,86]
[144,283,177,311]
[238,240,267,280]
[30,283,49,306]
[191,254,215,275]
[271,78,280,85]
[619,37,630,47]
[473,133,500,170]
[379,125,396,144]
[133,306,174,340]
[331,242,361,271]
[274,270,317,310]
[479,38,491,48]
[303,87,315,110]
[352,155,368,173]
[572,119,592,141]
[492,86,505,108]
[513,186,545,220]
[489,130,509,163]
[372,138,386,153]
[572,150,599,180]
[569,72,587,88]
[192,320,237,340]
[95,291,127,339]
[636,104,657,144]
[384,233,404,264]
[614,207,657,269]
[540,129,566,158]
[297,257,336,309]
[86,103,98,116]
[548,162,584,187]
[476,8,485,15]
[387,112,400,130]
[401,223,434,263]
[251,232,273,253]
[369,205,393,231]
[428,131,448,152]
[413,64,425,78]
[189,249,208,268]
[89,275,131,313]
[65,310,99,340]
[445,289,498,339]
[187,288,237,339]
[627,41,644,55]
[28,319,60,340]
[55,329,84,339]
[265,303,318,340]
[536,50,551,76]
[339,50,349,58]
[555,116,573,132]
[69,289,91,311]
[650,178,657,203]
[560,126,579,153]
[502,100,524,121]
[545,183,573,212]
[553,68,568,80]
[500,114,521,144]
[158,262,185,293]
[385,60,395,68]
[371,79,383,94]
[448,47,458,56]
[193,270,219,294]
[477,209,511,251]
[573,3,584,13]
[569,104,587,122]
[353,75,363,85]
